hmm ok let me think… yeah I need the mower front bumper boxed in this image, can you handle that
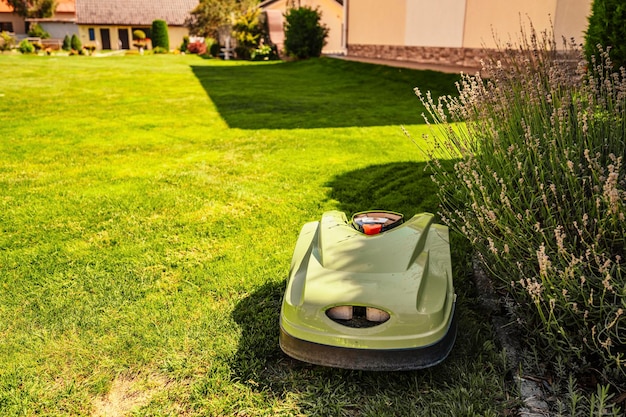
[279,307,458,371]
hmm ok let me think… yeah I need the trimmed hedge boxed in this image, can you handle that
[151,19,169,51]
[70,34,81,51]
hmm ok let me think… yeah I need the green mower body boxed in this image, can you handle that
[279,210,457,371]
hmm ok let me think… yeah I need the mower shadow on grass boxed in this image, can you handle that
[230,162,444,377]
[229,160,514,415]
[230,279,291,379]
[325,161,442,218]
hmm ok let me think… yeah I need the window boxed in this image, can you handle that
[88,28,95,41]
[0,22,14,32]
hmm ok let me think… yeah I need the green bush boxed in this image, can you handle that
[233,8,262,60]
[283,6,328,59]
[18,39,35,54]
[27,23,49,39]
[62,34,71,51]
[151,19,169,51]
[417,27,625,381]
[152,46,167,54]
[70,34,81,51]
[584,0,626,70]
[251,43,275,61]
[0,31,14,51]
[209,41,220,57]
[132,29,146,41]
[180,35,189,53]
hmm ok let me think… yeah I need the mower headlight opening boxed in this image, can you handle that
[326,305,390,328]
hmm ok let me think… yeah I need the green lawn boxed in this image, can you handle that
[0,54,513,416]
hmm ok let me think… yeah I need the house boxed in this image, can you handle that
[344,0,592,68]
[75,0,198,50]
[0,0,25,34]
[260,0,345,54]
[27,0,78,40]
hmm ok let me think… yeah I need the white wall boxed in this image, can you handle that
[405,0,466,47]
[40,22,78,39]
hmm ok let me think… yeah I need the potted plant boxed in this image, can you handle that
[132,30,147,54]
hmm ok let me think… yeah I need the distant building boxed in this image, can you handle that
[0,0,199,51]
[345,0,592,68]
[260,0,344,54]
[27,0,78,39]
[0,0,25,34]
[75,0,199,50]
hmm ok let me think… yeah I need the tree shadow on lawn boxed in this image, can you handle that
[190,58,460,130]
[230,162,512,415]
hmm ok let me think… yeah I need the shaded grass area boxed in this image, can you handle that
[0,55,513,416]
[191,58,460,129]
[326,161,442,217]
[231,163,514,416]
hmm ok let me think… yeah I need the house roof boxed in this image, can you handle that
[76,0,199,26]
[56,0,76,14]
[0,0,75,14]
[0,0,13,13]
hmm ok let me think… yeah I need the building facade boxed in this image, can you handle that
[345,0,592,67]
[75,0,198,51]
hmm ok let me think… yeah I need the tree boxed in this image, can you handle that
[62,34,71,51]
[584,0,626,70]
[151,19,169,51]
[5,0,56,18]
[284,6,328,59]
[186,0,257,39]
[70,33,81,51]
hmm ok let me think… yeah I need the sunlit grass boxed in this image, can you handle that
[0,54,514,416]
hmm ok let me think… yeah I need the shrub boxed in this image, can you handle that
[187,41,207,55]
[62,34,71,51]
[209,41,220,57]
[251,43,275,61]
[283,6,328,59]
[233,8,262,60]
[152,46,168,54]
[180,35,189,53]
[584,0,626,70]
[0,31,14,51]
[18,39,34,54]
[132,30,145,41]
[28,23,49,39]
[70,34,81,51]
[151,19,169,51]
[416,27,626,381]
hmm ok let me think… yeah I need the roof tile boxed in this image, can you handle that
[76,0,199,26]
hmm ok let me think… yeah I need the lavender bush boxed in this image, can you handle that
[416,27,625,380]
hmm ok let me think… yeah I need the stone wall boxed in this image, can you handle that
[347,44,485,69]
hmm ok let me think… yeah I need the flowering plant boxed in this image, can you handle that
[415,25,625,380]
